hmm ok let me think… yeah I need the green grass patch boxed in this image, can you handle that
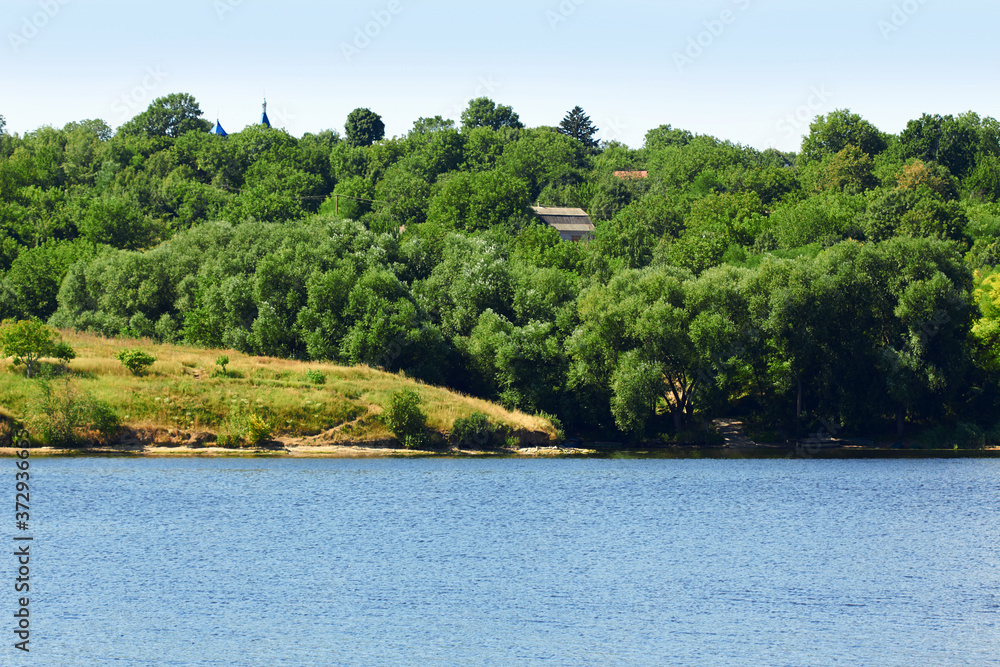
[0,330,558,448]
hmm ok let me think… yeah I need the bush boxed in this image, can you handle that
[116,348,156,375]
[451,411,498,449]
[956,422,986,450]
[537,411,565,442]
[213,354,229,377]
[219,399,273,448]
[32,375,120,447]
[382,388,428,449]
[305,368,326,385]
[919,422,989,450]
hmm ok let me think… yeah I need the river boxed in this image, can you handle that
[27,457,1000,665]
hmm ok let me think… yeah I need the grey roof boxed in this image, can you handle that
[530,206,596,233]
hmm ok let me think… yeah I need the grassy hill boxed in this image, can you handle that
[0,331,559,452]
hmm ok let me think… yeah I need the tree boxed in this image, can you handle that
[0,319,74,377]
[460,98,523,132]
[571,265,724,434]
[557,106,599,148]
[972,270,1000,370]
[592,196,683,270]
[117,93,212,139]
[497,128,582,199]
[644,124,693,151]
[410,116,455,136]
[800,109,888,165]
[898,113,979,179]
[2,240,97,321]
[0,114,5,135]
[807,144,878,195]
[79,195,155,249]
[345,108,385,147]
[860,187,968,243]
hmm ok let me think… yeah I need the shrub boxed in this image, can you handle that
[919,423,988,450]
[116,348,156,375]
[219,399,273,448]
[245,412,273,446]
[31,375,120,447]
[214,354,229,377]
[451,411,498,449]
[305,368,326,385]
[955,422,986,450]
[382,388,428,449]
[79,399,122,446]
[537,411,565,442]
[53,341,76,365]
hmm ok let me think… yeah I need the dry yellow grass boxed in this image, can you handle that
[0,330,557,447]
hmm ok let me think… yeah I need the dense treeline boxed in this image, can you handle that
[2,97,1000,441]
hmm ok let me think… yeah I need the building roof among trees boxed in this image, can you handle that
[211,119,227,137]
[530,206,596,237]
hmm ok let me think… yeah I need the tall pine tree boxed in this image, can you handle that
[558,106,599,148]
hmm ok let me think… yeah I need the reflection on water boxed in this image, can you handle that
[34,458,1000,666]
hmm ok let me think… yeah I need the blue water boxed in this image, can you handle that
[19,458,1000,666]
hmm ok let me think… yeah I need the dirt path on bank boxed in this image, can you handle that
[710,418,758,448]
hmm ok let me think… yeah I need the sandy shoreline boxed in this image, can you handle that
[0,444,597,458]
[3,443,999,459]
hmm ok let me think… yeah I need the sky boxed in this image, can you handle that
[2,0,998,152]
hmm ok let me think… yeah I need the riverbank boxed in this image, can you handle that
[3,441,998,459]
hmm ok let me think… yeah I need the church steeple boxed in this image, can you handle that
[261,97,271,128]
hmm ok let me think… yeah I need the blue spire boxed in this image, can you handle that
[211,119,228,137]
[261,98,271,128]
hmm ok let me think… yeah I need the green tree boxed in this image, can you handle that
[497,128,583,200]
[557,106,599,148]
[2,240,96,321]
[223,162,324,223]
[461,126,509,171]
[898,113,979,179]
[410,116,455,135]
[570,265,716,434]
[972,270,1000,369]
[79,195,155,249]
[964,154,1000,202]
[460,98,524,132]
[800,109,888,165]
[666,192,767,274]
[415,234,514,336]
[374,163,432,228]
[323,176,373,220]
[644,124,694,151]
[592,196,683,270]
[0,318,73,377]
[860,187,968,243]
[769,192,866,248]
[345,108,385,147]
[806,144,878,195]
[117,93,212,139]
[468,311,567,414]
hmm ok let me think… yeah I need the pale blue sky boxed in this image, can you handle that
[2,0,996,151]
